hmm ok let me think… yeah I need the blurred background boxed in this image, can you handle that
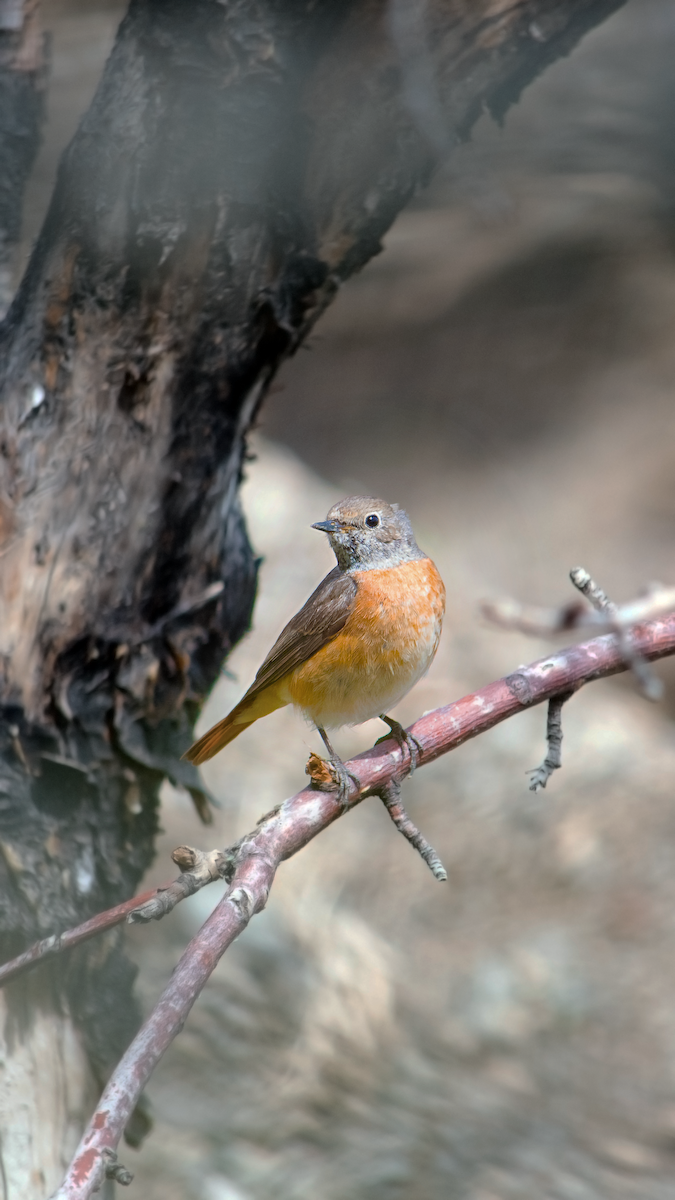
[16,1,675,1196]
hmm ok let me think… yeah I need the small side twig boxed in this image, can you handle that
[103,1150,133,1187]
[482,580,675,641]
[378,778,447,881]
[528,691,573,792]
[0,881,173,989]
[128,845,234,924]
[570,567,663,701]
[481,595,590,636]
[483,568,669,703]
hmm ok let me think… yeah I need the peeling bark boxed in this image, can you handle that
[0,0,625,1183]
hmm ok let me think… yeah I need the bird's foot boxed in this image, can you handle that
[376,715,423,774]
[306,751,360,809]
[328,754,361,808]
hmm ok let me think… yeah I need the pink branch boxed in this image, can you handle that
[53,614,675,1198]
[0,883,173,989]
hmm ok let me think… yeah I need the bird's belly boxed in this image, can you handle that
[285,557,445,729]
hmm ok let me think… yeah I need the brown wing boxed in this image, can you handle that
[182,567,357,765]
[241,565,357,703]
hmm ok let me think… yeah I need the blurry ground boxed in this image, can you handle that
[16,0,675,1197]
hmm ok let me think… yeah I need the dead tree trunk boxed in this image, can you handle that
[0,0,46,313]
[0,0,624,1192]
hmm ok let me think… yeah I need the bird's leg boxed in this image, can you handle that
[376,715,423,774]
[316,726,361,807]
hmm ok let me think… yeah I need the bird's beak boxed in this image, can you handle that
[311,519,341,533]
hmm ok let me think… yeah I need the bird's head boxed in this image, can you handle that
[312,496,423,571]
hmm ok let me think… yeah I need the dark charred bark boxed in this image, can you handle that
[0,0,46,311]
[0,0,624,1127]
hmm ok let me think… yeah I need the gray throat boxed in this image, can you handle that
[331,538,426,572]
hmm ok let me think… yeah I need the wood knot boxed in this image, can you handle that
[506,672,534,705]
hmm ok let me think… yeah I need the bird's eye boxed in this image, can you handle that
[365,513,380,528]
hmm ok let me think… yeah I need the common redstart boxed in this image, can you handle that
[183,496,446,800]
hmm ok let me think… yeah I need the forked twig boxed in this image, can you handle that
[129,846,231,924]
[487,567,672,795]
[569,567,663,700]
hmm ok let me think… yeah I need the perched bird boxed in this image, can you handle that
[183,496,445,801]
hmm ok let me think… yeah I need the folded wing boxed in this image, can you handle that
[183,567,357,764]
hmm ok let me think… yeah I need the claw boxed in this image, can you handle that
[376,715,423,773]
[314,726,360,809]
[327,757,361,808]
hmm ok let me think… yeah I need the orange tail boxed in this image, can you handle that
[182,713,254,765]
[182,684,288,766]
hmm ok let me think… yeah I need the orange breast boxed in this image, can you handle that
[285,557,445,728]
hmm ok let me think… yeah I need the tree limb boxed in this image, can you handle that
[48,610,675,1198]
[0,880,173,989]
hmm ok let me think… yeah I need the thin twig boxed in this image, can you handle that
[50,613,675,1200]
[482,581,675,639]
[528,691,573,792]
[568,566,613,612]
[569,567,663,700]
[481,595,590,635]
[128,846,231,924]
[483,569,669,702]
[378,778,447,880]
[0,882,173,989]
[0,850,237,984]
